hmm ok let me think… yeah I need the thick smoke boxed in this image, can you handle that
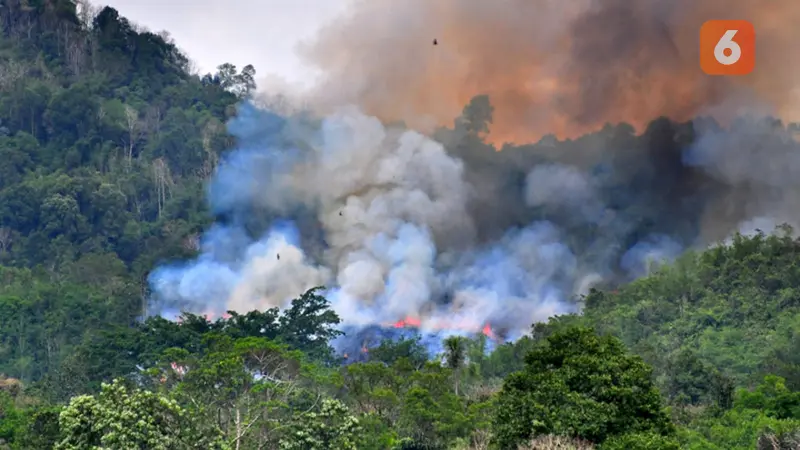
[303,0,800,144]
[150,103,581,336]
[150,95,800,340]
[150,0,800,343]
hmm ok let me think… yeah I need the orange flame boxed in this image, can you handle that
[393,316,422,328]
[386,315,499,340]
[180,311,499,341]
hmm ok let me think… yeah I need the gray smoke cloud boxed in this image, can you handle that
[148,0,800,339]
[149,96,800,341]
[150,103,582,336]
[302,0,800,145]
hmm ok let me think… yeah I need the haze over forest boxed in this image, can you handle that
[1,1,800,449]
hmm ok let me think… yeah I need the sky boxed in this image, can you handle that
[99,0,350,89]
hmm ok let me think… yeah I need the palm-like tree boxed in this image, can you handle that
[442,336,467,395]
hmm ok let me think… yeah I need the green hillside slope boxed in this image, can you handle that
[1,2,800,450]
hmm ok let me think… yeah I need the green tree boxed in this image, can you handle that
[279,398,361,450]
[735,375,800,420]
[493,326,674,448]
[662,349,734,409]
[54,378,227,449]
[368,335,429,369]
[342,361,402,421]
[12,406,62,450]
[680,408,800,450]
[442,336,467,396]
[601,432,680,450]
[278,287,343,361]
[396,363,471,448]
[0,391,25,446]
[214,63,257,98]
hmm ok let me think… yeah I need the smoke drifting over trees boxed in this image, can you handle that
[304,0,800,143]
[4,2,800,449]
[149,103,800,340]
[147,0,800,341]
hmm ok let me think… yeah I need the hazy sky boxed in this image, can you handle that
[99,0,350,88]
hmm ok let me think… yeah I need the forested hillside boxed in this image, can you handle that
[0,0,247,384]
[2,2,800,449]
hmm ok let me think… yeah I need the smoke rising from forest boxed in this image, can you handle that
[303,0,800,144]
[149,0,800,341]
[151,103,580,337]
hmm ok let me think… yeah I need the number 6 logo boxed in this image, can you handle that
[714,30,741,65]
[700,20,755,75]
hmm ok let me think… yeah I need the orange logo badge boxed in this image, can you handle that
[700,20,755,75]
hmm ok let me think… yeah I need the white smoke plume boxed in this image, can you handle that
[148,0,800,344]
[149,103,595,336]
[150,94,800,342]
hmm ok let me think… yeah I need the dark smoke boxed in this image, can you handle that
[304,0,800,144]
[148,0,800,347]
[148,97,800,343]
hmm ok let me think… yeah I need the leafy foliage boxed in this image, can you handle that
[55,378,227,449]
[278,398,361,450]
[1,2,800,450]
[493,327,674,448]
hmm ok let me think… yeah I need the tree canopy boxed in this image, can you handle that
[1,3,800,450]
[494,327,675,448]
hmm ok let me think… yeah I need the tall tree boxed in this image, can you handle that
[493,326,675,448]
[55,378,228,449]
[442,335,467,396]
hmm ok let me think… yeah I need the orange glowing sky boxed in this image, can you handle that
[303,0,800,144]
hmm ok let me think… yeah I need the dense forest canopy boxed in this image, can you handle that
[2,1,800,449]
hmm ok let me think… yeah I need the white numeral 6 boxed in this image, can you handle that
[714,30,741,65]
